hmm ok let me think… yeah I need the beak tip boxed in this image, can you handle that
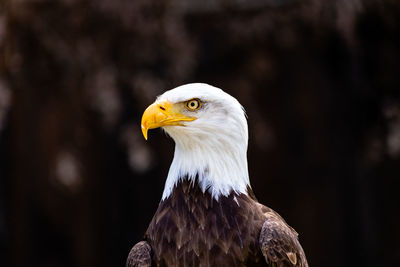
[141,124,148,140]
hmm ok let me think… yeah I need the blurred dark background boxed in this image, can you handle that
[1,0,400,266]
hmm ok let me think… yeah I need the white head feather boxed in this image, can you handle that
[158,83,250,200]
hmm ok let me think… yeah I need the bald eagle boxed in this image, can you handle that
[127,83,308,267]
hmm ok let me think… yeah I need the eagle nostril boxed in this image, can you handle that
[159,106,166,111]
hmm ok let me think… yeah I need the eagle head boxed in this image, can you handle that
[141,83,250,200]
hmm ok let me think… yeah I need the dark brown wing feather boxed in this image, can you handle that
[126,241,152,267]
[259,210,308,267]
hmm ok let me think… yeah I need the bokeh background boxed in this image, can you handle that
[1,0,400,266]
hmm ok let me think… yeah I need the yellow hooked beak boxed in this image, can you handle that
[141,100,196,140]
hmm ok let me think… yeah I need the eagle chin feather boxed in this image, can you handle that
[127,83,308,267]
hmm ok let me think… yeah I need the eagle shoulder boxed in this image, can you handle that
[259,210,308,267]
[126,241,152,267]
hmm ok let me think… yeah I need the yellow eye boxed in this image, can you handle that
[185,99,202,111]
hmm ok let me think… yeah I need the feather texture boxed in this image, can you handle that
[259,213,308,267]
[126,241,152,267]
[126,179,307,267]
[146,178,265,267]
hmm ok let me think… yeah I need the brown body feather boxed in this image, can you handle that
[127,178,308,267]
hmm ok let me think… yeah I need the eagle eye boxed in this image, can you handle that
[185,99,202,111]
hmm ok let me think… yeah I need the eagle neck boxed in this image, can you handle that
[161,134,250,201]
